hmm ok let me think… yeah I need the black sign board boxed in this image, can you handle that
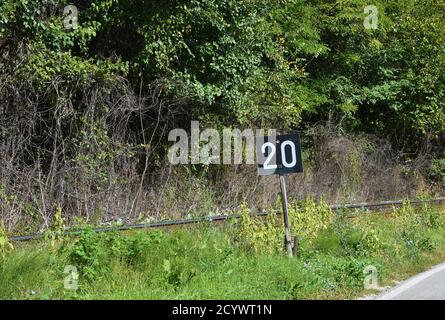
[257,133,303,176]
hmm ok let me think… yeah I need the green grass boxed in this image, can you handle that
[2,202,445,300]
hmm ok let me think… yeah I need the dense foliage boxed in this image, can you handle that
[2,0,444,134]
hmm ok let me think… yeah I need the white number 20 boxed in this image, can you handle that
[262,140,297,170]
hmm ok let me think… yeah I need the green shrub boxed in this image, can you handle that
[429,159,445,186]
[314,231,341,254]
[418,204,445,229]
[400,227,435,258]
[289,198,335,241]
[320,217,384,257]
[124,231,165,267]
[234,203,282,254]
[66,227,107,282]
[0,222,13,258]
[391,201,437,258]
[332,258,369,289]
[234,198,335,255]
[44,206,66,248]
[65,227,169,282]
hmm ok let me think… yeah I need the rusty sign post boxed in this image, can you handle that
[257,133,303,257]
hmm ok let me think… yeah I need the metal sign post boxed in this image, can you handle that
[257,133,303,257]
[279,174,293,257]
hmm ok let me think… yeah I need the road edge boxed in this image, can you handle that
[375,261,445,300]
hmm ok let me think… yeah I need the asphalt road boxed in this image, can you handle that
[376,262,445,300]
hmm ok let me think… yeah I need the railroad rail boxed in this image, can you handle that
[9,197,445,242]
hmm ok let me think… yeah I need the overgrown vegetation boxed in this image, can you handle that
[1,0,445,301]
[1,200,445,300]
[1,1,445,232]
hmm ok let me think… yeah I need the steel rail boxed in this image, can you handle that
[9,197,445,242]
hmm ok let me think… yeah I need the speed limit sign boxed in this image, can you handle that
[257,133,303,176]
[256,133,303,257]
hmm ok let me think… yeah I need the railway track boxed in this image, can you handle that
[9,197,445,242]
